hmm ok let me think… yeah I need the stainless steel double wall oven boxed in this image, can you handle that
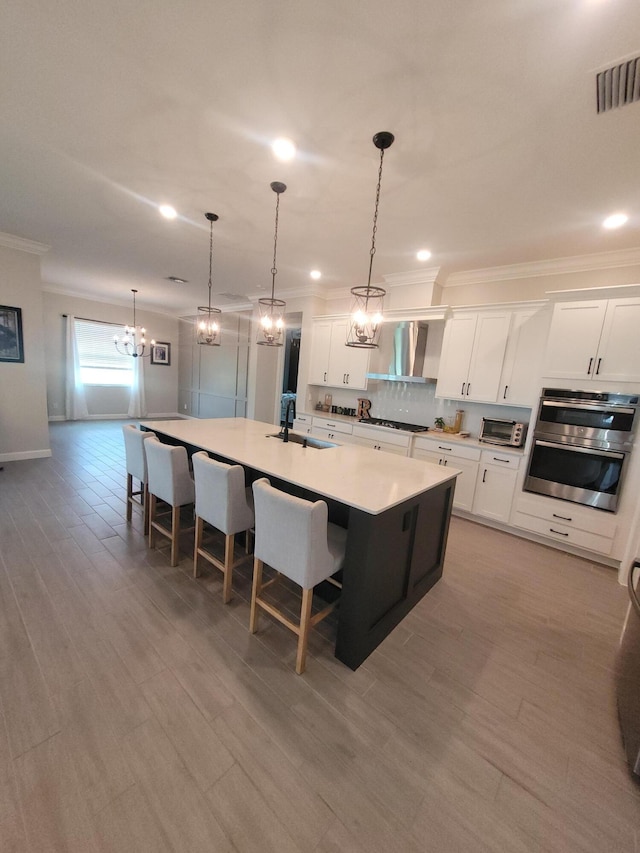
[524,388,639,512]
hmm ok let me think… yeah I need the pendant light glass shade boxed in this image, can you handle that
[114,289,155,358]
[346,131,395,349]
[257,181,287,347]
[196,212,222,346]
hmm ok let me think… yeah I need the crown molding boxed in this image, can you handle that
[0,231,51,255]
[443,247,640,288]
[382,267,441,287]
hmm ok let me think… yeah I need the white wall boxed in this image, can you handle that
[0,242,50,460]
[43,291,180,419]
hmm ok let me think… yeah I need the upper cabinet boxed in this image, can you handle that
[544,297,640,383]
[435,304,549,406]
[309,319,370,390]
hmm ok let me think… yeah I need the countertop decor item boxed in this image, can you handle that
[257,181,287,346]
[346,132,394,349]
[196,212,222,346]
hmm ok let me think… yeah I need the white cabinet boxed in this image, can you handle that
[498,307,550,406]
[512,492,617,556]
[544,297,640,383]
[472,450,520,523]
[435,311,512,402]
[309,319,370,389]
[292,414,312,434]
[311,416,354,444]
[351,424,410,456]
[411,436,481,511]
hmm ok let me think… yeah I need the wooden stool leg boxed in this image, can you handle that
[250,557,263,633]
[193,515,203,577]
[296,587,314,675]
[148,494,157,547]
[170,505,180,567]
[126,473,133,522]
[222,534,234,604]
[142,482,150,535]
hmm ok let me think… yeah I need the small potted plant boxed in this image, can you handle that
[433,417,445,431]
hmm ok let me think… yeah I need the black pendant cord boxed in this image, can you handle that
[365,146,386,310]
[270,190,281,302]
[207,216,214,312]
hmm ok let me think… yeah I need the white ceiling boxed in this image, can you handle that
[1,1,639,316]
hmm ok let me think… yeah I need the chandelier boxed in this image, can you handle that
[196,212,222,346]
[257,181,287,346]
[114,289,155,358]
[346,131,395,349]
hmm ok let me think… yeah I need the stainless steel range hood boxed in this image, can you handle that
[366,320,436,383]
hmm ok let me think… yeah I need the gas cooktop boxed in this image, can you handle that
[359,417,429,432]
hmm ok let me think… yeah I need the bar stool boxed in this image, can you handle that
[122,424,156,533]
[192,451,255,602]
[250,477,346,674]
[145,437,195,567]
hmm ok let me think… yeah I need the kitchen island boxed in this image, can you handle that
[142,417,459,669]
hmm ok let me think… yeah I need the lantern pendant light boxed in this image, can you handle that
[196,212,222,346]
[346,131,395,349]
[114,289,155,357]
[257,181,287,346]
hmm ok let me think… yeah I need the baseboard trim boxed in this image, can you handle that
[0,449,53,462]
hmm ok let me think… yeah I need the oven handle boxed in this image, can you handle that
[533,439,625,461]
[541,400,636,416]
[629,561,640,618]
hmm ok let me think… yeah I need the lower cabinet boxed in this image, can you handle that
[292,414,312,434]
[472,450,520,522]
[351,424,410,456]
[512,492,617,556]
[411,436,480,511]
[311,416,354,444]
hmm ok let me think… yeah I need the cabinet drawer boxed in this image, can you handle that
[479,449,521,470]
[312,417,353,435]
[292,418,312,434]
[515,492,617,538]
[511,511,614,556]
[294,413,312,426]
[352,424,410,448]
[413,436,481,462]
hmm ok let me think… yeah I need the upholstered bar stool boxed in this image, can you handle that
[122,424,156,533]
[145,437,195,567]
[250,477,346,674]
[192,451,255,602]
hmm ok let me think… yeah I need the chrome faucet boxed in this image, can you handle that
[283,398,296,442]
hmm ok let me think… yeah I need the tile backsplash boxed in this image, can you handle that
[307,381,533,437]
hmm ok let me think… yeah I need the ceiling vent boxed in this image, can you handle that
[596,56,640,113]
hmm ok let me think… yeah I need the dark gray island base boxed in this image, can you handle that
[144,419,456,670]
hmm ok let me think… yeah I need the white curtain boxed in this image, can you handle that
[128,353,147,418]
[65,316,89,420]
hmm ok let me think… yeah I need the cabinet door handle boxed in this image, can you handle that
[443,459,447,466]
[346,373,350,384]
[466,383,471,396]
[549,528,569,537]
[587,357,593,375]
[503,385,508,400]
[595,358,602,375]
[552,512,572,522]
[323,372,327,382]
[482,468,487,483]
[461,382,465,395]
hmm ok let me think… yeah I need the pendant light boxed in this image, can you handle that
[196,212,222,346]
[114,289,155,357]
[257,181,287,346]
[346,131,395,349]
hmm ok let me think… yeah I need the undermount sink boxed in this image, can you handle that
[266,432,337,449]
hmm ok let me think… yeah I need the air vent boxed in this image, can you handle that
[596,56,640,113]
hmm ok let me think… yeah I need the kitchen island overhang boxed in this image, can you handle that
[141,418,459,669]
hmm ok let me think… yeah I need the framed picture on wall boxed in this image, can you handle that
[0,305,24,363]
[151,341,171,365]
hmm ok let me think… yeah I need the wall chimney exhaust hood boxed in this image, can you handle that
[366,320,436,383]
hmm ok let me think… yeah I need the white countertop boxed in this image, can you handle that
[141,417,459,515]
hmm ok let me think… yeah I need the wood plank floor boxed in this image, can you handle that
[0,418,638,852]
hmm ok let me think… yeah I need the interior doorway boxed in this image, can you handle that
[280,314,301,427]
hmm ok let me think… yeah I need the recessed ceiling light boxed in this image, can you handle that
[167,276,188,284]
[416,249,432,261]
[602,212,628,230]
[159,204,177,220]
[272,137,296,162]
[310,269,322,280]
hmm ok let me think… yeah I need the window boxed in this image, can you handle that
[75,319,133,386]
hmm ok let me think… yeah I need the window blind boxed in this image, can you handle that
[74,318,133,386]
